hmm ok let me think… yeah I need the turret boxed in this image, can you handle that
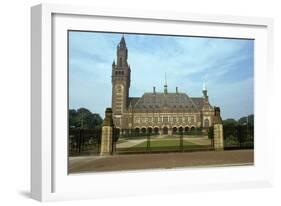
[202,81,208,101]
[164,72,168,94]
[116,35,128,68]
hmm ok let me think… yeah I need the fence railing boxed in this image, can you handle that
[223,124,254,149]
[69,125,253,156]
[113,129,213,154]
[69,128,102,156]
[117,128,204,138]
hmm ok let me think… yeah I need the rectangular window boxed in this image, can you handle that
[169,116,173,122]
[190,116,194,123]
[134,117,140,123]
[197,115,200,122]
[178,117,182,123]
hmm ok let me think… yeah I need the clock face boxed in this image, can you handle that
[115,84,123,94]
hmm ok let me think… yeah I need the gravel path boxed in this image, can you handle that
[116,139,147,148]
[69,149,254,173]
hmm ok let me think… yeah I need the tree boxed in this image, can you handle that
[69,108,103,129]
[69,109,78,128]
[223,118,237,126]
[238,114,254,126]
[238,116,247,125]
[248,114,254,126]
[223,114,254,149]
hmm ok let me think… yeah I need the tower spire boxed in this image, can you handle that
[203,80,207,91]
[116,35,128,67]
[202,80,208,101]
[119,34,126,48]
[164,72,168,94]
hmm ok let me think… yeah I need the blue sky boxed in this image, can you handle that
[69,31,254,120]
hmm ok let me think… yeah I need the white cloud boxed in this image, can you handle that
[69,32,254,119]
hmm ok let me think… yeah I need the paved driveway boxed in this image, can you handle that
[69,149,254,173]
[116,138,147,148]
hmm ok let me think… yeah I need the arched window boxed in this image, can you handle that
[154,127,159,134]
[204,119,210,127]
[163,127,168,135]
[179,127,183,133]
[172,127,177,134]
[141,127,147,134]
[135,128,140,135]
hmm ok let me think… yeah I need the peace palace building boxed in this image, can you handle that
[111,36,217,135]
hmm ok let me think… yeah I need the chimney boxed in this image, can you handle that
[153,86,156,94]
[176,87,178,94]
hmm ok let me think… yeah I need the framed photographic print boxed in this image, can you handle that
[31,3,274,201]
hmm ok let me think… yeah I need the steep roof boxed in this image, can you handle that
[128,97,140,107]
[191,97,205,110]
[130,92,202,112]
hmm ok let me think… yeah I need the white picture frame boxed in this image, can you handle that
[31,3,274,202]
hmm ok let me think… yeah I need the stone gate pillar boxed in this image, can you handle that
[213,107,224,151]
[100,108,114,156]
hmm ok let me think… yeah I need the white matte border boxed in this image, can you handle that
[31,3,274,202]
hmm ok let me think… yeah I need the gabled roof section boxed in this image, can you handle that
[128,97,140,108]
[132,92,200,112]
[191,97,205,110]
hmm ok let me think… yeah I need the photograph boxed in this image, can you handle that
[67,31,254,174]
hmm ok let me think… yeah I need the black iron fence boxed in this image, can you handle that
[114,129,213,154]
[69,128,102,156]
[69,128,212,156]
[223,124,254,149]
[172,129,203,136]
[117,128,204,138]
[208,124,254,150]
[69,125,253,156]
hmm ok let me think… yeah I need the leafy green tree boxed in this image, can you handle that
[248,114,254,126]
[238,116,247,125]
[69,108,103,129]
[69,109,78,128]
[238,114,254,126]
[223,118,237,126]
[223,114,254,148]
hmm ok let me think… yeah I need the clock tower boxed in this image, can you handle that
[111,35,131,124]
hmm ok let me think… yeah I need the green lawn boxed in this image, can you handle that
[116,139,212,154]
[121,134,205,139]
[134,140,196,147]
